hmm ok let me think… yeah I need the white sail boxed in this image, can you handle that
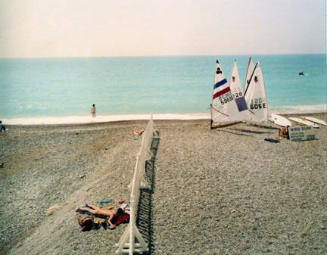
[211,60,241,123]
[244,57,255,93]
[244,62,269,122]
[230,60,244,99]
[229,60,250,120]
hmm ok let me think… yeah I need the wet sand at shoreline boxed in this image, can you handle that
[0,113,326,254]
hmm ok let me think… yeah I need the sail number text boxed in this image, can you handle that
[250,98,267,110]
[219,92,234,105]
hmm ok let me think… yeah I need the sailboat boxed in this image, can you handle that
[229,60,250,121]
[210,60,242,127]
[244,61,269,122]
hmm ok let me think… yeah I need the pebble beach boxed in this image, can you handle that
[0,113,326,255]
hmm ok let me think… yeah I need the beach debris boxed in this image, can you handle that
[79,174,86,179]
[75,132,79,135]
[0,162,4,168]
[100,199,114,205]
[46,204,60,216]
[264,138,280,143]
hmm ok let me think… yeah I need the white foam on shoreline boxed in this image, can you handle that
[1,105,325,125]
[2,113,211,125]
[270,104,326,115]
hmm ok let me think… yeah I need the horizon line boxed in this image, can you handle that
[0,52,325,60]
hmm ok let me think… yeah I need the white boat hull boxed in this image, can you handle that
[269,114,292,127]
[289,117,319,128]
[303,116,327,126]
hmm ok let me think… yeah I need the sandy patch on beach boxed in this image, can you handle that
[0,114,326,254]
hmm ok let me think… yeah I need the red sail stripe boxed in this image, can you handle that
[213,86,231,99]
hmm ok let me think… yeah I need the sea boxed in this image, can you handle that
[0,54,326,124]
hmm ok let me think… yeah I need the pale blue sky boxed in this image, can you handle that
[0,0,325,58]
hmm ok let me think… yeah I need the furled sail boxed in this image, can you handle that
[244,62,269,122]
[244,57,255,93]
[211,60,241,123]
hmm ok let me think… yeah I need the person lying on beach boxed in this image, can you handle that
[279,125,289,139]
[76,204,127,229]
[133,128,144,136]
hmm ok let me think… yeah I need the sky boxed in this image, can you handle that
[0,0,325,58]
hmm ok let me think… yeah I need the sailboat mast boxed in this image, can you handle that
[244,62,258,96]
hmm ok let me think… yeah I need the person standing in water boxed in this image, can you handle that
[91,104,96,118]
[0,121,6,132]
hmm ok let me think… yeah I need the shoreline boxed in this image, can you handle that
[2,107,326,126]
[2,113,210,126]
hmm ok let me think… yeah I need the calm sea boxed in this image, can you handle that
[0,54,326,119]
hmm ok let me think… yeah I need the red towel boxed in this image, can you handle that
[114,212,130,225]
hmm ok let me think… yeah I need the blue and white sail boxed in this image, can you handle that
[211,60,242,123]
